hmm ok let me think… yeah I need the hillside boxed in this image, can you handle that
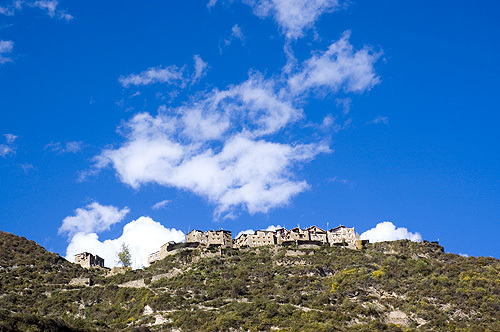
[0,231,499,331]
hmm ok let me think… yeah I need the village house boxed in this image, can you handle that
[206,230,233,248]
[327,225,357,249]
[185,230,208,246]
[307,226,328,243]
[74,252,104,268]
[283,227,310,242]
[234,230,277,248]
[185,229,233,248]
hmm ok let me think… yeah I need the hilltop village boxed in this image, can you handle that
[74,225,368,268]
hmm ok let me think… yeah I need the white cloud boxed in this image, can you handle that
[220,25,245,51]
[20,162,36,173]
[263,224,283,231]
[119,55,209,88]
[367,115,388,125]
[336,98,351,115]
[0,40,14,64]
[96,32,379,219]
[96,126,326,217]
[64,216,185,269]
[288,31,381,95]
[327,176,349,185]
[0,6,15,16]
[360,221,422,243]
[320,114,351,133]
[152,199,171,210]
[119,65,186,88]
[1,0,72,20]
[29,0,73,21]
[4,133,17,144]
[0,1,22,16]
[207,0,218,8]
[96,74,329,216]
[0,133,17,157]
[231,24,245,41]
[0,144,15,157]
[129,91,142,98]
[58,202,130,238]
[244,0,341,39]
[192,54,208,82]
[45,141,84,153]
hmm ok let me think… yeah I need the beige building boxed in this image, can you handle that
[274,228,288,245]
[186,230,208,246]
[327,226,357,249]
[148,241,176,264]
[74,252,104,268]
[306,226,328,243]
[206,230,232,248]
[253,230,276,246]
[186,229,233,248]
[234,233,250,248]
[284,227,310,242]
[234,230,277,248]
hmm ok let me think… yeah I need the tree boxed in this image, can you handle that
[117,243,132,267]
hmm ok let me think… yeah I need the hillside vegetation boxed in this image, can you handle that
[0,231,499,331]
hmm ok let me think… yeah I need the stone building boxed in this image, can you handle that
[327,225,357,249]
[148,241,201,264]
[149,225,364,261]
[306,226,328,243]
[74,252,104,268]
[206,230,233,248]
[185,229,233,248]
[234,233,251,248]
[253,230,276,246]
[234,230,277,248]
[274,228,288,245]
[284,227,310,242]
[148,241,176,264]
[185,230,207,246]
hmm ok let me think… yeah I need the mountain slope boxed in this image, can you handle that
[1,231,499,331]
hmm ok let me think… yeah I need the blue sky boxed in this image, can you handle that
[1,0,499,267]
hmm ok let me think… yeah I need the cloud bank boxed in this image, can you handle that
[360,221,422,243]
[60,202,185,269]
[92,33,380,219]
